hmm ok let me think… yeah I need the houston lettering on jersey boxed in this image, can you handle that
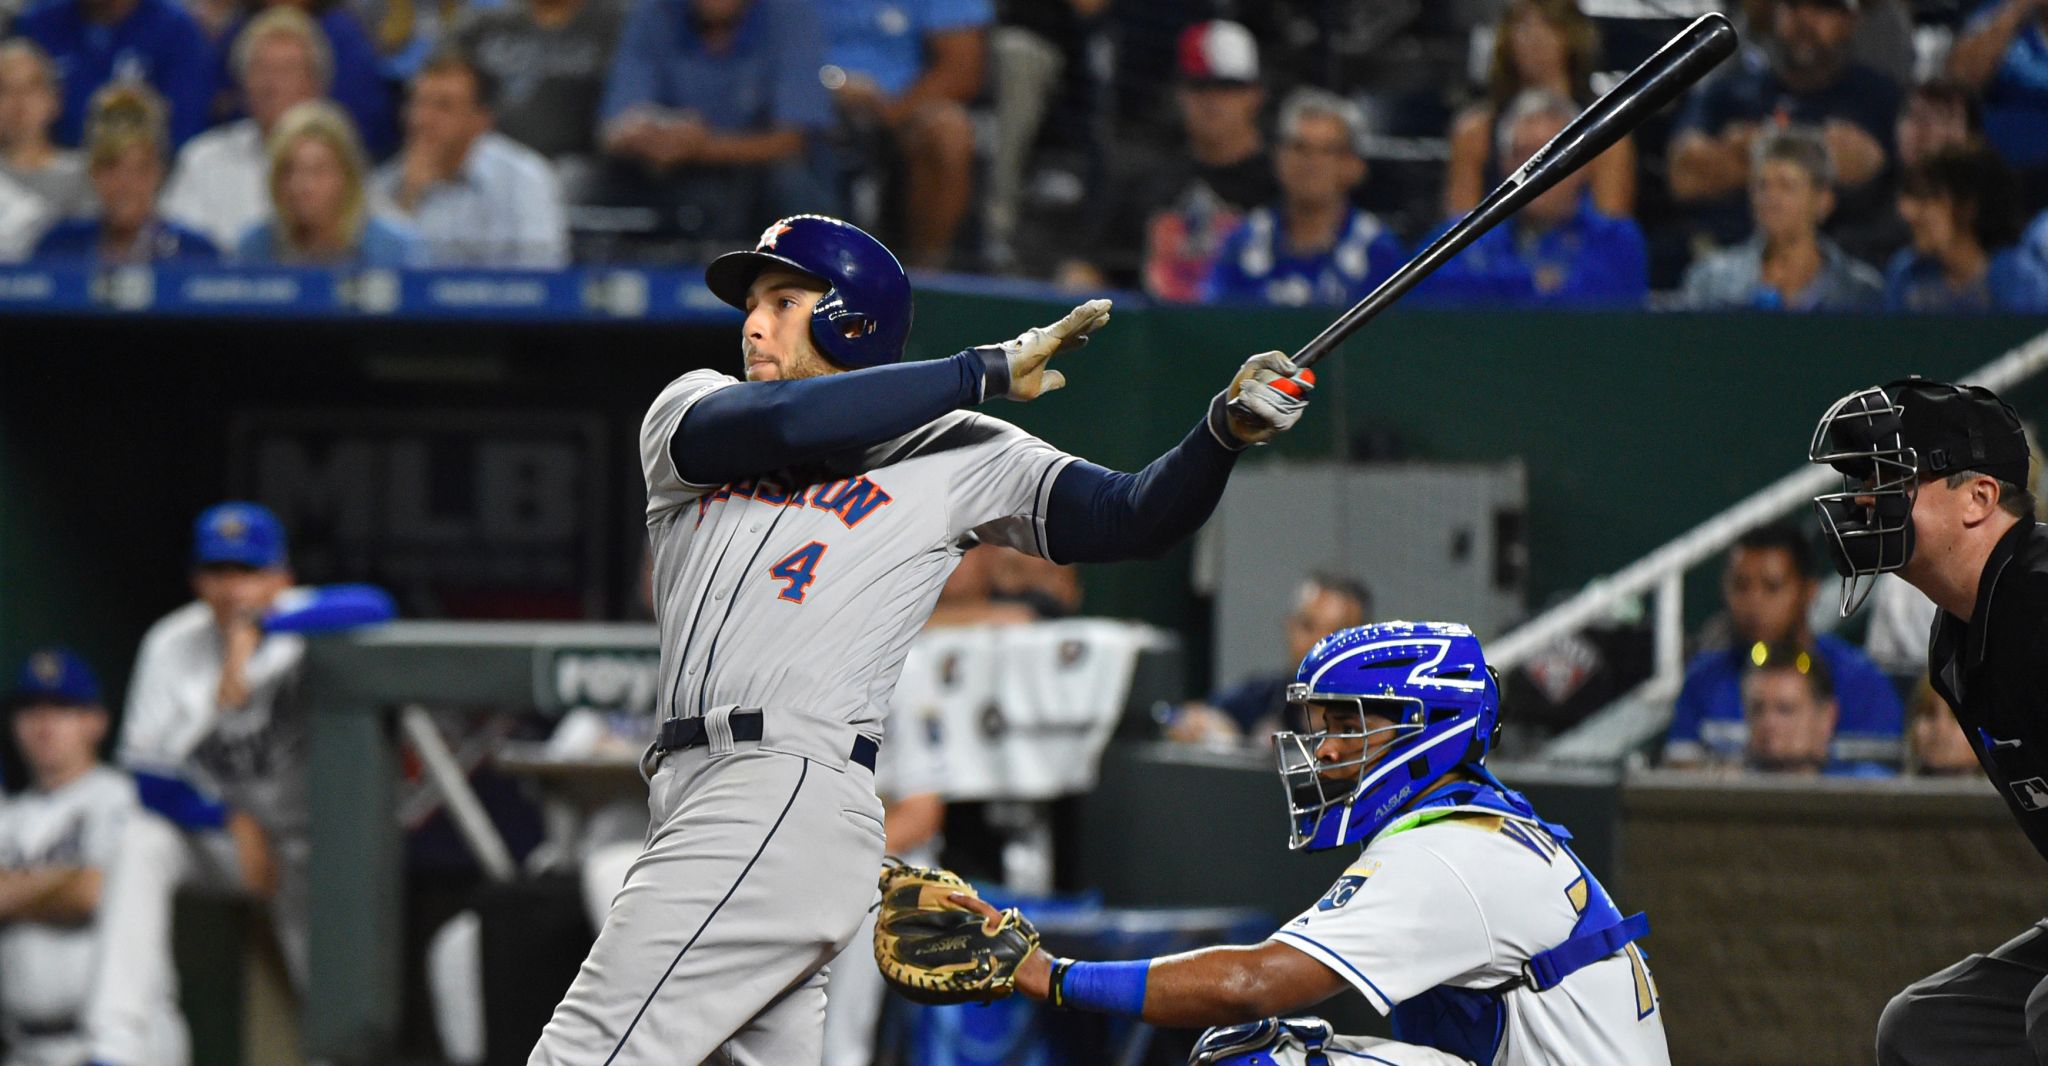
[696,475,895,529]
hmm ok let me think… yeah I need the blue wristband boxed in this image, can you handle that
[1060,959,1150,1017]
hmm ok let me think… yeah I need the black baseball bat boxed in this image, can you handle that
[1289,12,1737,369]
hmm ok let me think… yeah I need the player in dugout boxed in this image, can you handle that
[1809,377,2048,1064]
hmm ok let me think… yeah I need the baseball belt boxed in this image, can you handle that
[654,710,878,771]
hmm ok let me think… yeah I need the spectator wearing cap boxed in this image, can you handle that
[0,41,91,222]
[1678,125,1883,310]
[1669,0,1900,263]
[8,0,214,148]
[594,0,831,243]
[1664,522,1903,772]
[1740,642,1891,776]
[160,7,332,251]
[374,46,567,267]
[32,83,218,264]
[1947,0,2048,206]
[1202,87,1402,307]
[85,501,391,1066]
[1887,143,2048,312]
[1414,90,1647,309]
[1058,20,1277,301]
[0,650,186,1066]
[1445,0,1633,220]
[815,0,989,268]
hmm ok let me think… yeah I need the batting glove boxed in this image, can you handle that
[978,299,1111,401]
[1209,351,1315,448]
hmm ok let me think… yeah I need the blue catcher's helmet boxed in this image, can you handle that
[1275,621,1502,852]
[704,215,913,369]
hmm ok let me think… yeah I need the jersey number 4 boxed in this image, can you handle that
[769,542,828,603]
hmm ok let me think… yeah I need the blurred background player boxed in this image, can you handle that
[0,650,183,1066]
[1662,522,1902,772]
[1164,572,1369,747]
[88,501,396,1066]
[988,622,1668,1065]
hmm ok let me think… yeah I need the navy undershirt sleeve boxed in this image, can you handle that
[672,349,1007,486]
[1044,417,1242,564]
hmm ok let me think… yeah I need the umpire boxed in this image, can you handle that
[1809,377,2046,1064]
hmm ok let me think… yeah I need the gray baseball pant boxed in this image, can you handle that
[1878,919,2048,1065]
[529,706,884,1066]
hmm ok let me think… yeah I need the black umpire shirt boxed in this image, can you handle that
[1929,514,2048,863]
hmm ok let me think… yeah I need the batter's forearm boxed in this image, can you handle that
[673,350,1009,485]
[1043,414,1239,563]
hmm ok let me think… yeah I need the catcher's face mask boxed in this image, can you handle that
[1809,385,1917,616]
[1275,692,1425,851]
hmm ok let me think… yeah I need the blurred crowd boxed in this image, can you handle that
[0,0,2046,310]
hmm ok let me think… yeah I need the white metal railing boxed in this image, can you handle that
[1491,326,2048,709]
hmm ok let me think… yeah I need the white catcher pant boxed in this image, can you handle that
[530,708,884,1066]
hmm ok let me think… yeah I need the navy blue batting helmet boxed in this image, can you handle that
[705,215,913,369]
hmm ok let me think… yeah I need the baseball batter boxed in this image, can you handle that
[530,214,1314,1065]
[0,650,184,1066]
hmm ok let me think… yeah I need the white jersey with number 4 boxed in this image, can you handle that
[640,368,1077,733]
[1271,808,1670,1066]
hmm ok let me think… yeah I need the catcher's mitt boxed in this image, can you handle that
[872,860,1041,1005]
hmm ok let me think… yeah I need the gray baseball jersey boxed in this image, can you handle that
[0,767,133,1028]
[640,368,1079,733]
[120,600,309,840]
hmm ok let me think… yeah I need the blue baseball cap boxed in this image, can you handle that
[192,502,288,569]
[8,648,102,709]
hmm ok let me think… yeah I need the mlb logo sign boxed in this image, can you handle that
[2011,778,2048,811]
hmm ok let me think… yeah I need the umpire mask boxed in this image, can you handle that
[1809,385,1916,616]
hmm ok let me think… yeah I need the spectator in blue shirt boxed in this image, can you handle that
[1664,522,1904,772]
[1741,641,1893,778]
[1678,125,1883,310]
[33,83,218,263]
[239,99,423,266]
[594,0,831,243]
[817,0,987,268]
[1886,143,2048,311]
[1204,88,1402,307]
[9,0,215,147]
[375,46,565,266]
[1414,89,1648,308]
[212,0,399,158]
[1946,0,2048,197]
[1668,0,1900,255]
